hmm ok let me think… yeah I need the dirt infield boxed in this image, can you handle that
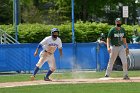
[0,77,140,88]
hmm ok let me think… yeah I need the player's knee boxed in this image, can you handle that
[36,64,42,68]
[50,68,56,72]
[122,61,127,65]
[122,62,127,66]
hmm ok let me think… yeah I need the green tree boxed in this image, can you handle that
[0,0,140,25]
[20,0,44,23]
[0,0,13,24]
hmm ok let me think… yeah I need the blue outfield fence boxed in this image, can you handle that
[0,43,140,72]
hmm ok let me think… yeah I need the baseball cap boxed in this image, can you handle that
[115,18,122,22]
[51,28,59,34]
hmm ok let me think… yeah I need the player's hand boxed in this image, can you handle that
[59,48,63,58]
[34,49,38,56]
[125,48,129,56]
[60,54,63,58]
[107,48,111,53]
[34,51,38,56]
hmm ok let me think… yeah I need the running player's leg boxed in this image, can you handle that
[31,52,49,80]
[105,46,119,77]
[44,55,56,81]
[33,57,47,75]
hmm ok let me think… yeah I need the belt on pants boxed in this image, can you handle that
[44,50,52,55]
[112,45,121,47]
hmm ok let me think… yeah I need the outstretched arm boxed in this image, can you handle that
[34,44,42,56]
[58,48,63,57]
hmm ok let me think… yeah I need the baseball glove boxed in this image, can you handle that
[125,48,129,56]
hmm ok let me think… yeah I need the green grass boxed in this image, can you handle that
[0,83,140,93]
[0,70,140,83]
[0,71,140,93]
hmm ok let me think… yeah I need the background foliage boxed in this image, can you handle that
[0,22,138,43]
[0,0,140,25]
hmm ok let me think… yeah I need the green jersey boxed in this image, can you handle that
[107,27,126,46]
[132,35,140,43]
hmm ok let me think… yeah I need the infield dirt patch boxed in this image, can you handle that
[0,77,140,88]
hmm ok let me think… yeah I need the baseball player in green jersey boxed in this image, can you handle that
[105,18,130,80]
[132,29,140,44]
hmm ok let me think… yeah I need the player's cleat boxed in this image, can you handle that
[105,75,109,77]
[30,76,35,81]
[44,77,52,81]
[123,75,130,80]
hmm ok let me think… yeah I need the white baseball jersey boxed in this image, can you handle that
[40,36,62,54]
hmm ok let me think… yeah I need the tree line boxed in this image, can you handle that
[0,0,140,25]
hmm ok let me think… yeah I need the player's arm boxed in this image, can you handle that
[122,38,128,49]
[107,28,113,53]
[122,29,129,56]
[58,48,63,57]
[122,38,129,56]
[107,38,111,53]
[122,29,128,49]
[58,39,63,57]
[34,37,48,56]
[34,44,42,56]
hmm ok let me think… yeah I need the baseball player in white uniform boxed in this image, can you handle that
[31,28,63,81]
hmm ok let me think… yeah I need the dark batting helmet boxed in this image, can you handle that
[51,28,59,35]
